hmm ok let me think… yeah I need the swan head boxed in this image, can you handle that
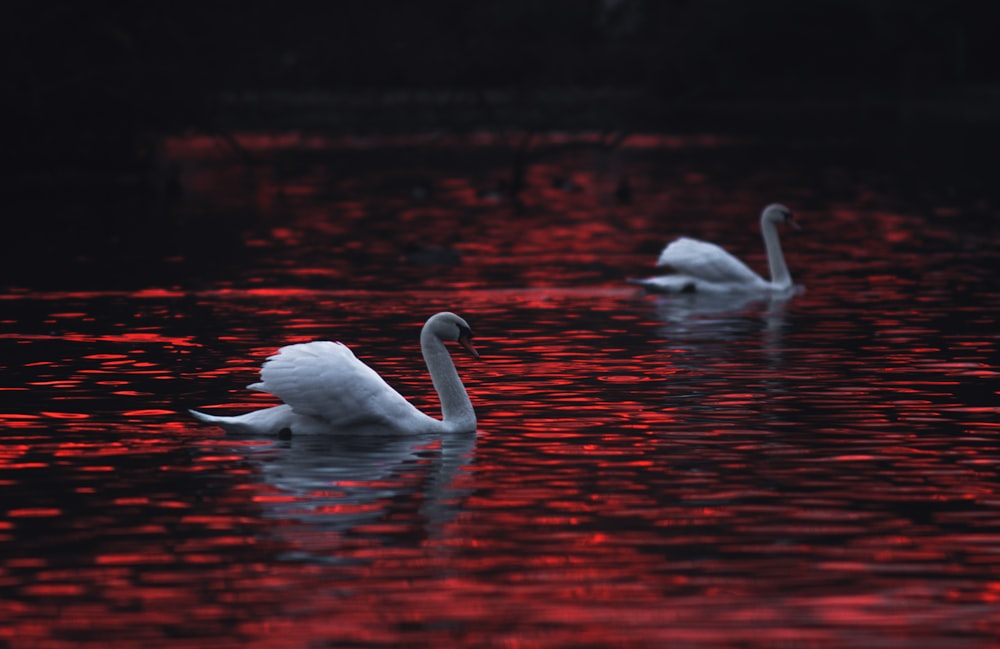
[424,312,479,359]
[761,203,799,230]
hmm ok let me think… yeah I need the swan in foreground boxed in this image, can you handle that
[190,312,478,436]
[631,203,799,294]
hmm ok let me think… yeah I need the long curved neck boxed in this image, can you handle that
[420,328,476,432]
[761,216,791,288]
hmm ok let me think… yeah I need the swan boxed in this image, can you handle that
[189,312,478,436]
[631,203,799,294]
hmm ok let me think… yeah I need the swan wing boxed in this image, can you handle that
[248,341,425,429]
[656,237,763,285]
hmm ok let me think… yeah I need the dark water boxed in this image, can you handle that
[2,132,1000,648]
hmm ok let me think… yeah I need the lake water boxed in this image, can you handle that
[2,131,999,648]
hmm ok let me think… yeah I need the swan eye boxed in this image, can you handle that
[457,324,473,341]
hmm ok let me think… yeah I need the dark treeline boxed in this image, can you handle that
[4,1,998,173]
[2,1,999,287]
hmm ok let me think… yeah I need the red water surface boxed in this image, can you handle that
[1,134,1000,648]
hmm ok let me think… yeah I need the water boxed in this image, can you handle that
[2,132,1000,648]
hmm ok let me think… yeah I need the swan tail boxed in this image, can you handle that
[189,409,225,424]
[628,276,697,293]
[189,405,295,435]
[189,409,214,422]
[189,409,241,429]
[188,408,257,434]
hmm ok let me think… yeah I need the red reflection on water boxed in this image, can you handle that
[4,137,1000,647]
[7,508,62,518]
[39,411,89,419]
[0,332,198,347]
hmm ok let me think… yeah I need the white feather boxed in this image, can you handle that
[631,204,798,294]
[248,341,427,429]
[656,237,765,287]
[190,312,477,436]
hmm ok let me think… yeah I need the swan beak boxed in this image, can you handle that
[787,215,802,231]
[458,333,480,360]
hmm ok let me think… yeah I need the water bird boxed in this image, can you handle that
[190,312,478,436]
[631,203,799,294]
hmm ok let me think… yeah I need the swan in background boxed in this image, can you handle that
[190,312,479,436]
[631,203,800,294]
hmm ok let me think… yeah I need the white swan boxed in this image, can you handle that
[189,312,478,436]
[631,203,799,294]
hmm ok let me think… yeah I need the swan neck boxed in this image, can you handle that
[421,326,476,432]
[761,215,791,288]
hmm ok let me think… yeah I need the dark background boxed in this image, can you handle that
[3,0,999,286]
[6,1,999,177]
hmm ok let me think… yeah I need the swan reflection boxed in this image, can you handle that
[653,290,795,333]
[653,291,795,390]
[228,430,477,550]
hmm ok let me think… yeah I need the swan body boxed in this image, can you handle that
[632,203,798,294]
[190,312,478,436]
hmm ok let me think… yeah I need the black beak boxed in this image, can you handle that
[458,332,480,359]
